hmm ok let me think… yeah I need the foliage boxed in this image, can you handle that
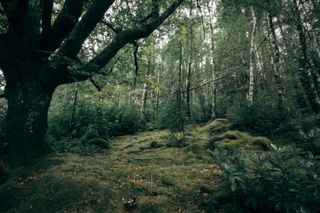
[296,114,320,155]
[230,94,296,135]
[158,93,185,133]
[210,145,320,212]
[48,97,145,141]
[0,161,9,185]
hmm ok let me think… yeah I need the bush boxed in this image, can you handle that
[209,145,320,212]
[229,94,295,135]
[48,98,146,141]
[0,161,9,185]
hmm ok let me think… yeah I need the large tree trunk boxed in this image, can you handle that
[5,80,54,163]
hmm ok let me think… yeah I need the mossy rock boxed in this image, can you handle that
[137,196,170,213]
[224,131,240,140]
[208,131,265,151]
[15,174,116,212]
[149,141,164,149]
[200,119,230,134]
[185,143,202,154]
[88,137,111,149]
[250,136,272,151]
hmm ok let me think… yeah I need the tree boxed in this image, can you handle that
[0,0,184,163]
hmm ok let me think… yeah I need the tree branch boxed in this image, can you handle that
[40,0,85,51]
[89,78,102,91]
[101,21,121,34]
[40,0,53,42]
[71,0,184,81]
[55,0,116,58]
[133,43,139,89]
[0,0,28,34]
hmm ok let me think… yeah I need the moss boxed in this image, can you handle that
[88,137,112,149]
[185,143,202,154]
[224,131,240,140]
[200,119,230,134]
[1,125,220,212]
[137,195,172,212]
[18,175,116,212]
[250,136,272,150]
[149,141,164,149]
[208,130,270,151]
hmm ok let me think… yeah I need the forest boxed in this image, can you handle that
[0,0,320,212]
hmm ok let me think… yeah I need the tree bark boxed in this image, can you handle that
[268,13,284,108]
[292,0,320,113]
[247,6,257,104]
[5,80,54,164]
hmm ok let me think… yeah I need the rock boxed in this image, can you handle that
[88,138,111,149]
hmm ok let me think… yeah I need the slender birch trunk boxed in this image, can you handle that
[247,6,257,104]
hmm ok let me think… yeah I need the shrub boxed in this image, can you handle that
[48,98,146,141]
[209,145,320,212]
[230,94,295,135]
[0,161,9,185]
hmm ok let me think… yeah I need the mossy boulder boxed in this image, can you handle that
[137,196,170,213]
[149,141,164,149]
[88,137,112,149]
[250,136,272,151]
[200,119,230,135]
[18,175,115,212]
[208,130,271,151]
[185,143,202,154]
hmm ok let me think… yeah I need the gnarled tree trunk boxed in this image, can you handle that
[5,79,54,163]
[0,0,184,164]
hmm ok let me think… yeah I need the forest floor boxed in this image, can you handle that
[0,120,287,212]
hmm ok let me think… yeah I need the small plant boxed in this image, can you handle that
[210,144,320,212]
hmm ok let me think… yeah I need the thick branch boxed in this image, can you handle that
[41,0,53,39]
[74,0,184,81]
[40,0,85,51]
[101,21,120,34]
[0,0,28,34]
[56,0,116,58]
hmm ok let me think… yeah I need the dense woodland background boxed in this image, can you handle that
[0,0,320,212]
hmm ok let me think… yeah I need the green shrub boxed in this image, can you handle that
[230,94,295,135]
[0,161,9,185]
[48,98,146,141]
[209,145,320,212]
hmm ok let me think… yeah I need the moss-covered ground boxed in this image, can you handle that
[0,120,280,212]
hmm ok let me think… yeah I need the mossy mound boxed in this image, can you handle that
[137,195,171,212]
[208,130,272,151]
[88,137,112,149]
[200,119,230,135]
[0,155,119,212]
